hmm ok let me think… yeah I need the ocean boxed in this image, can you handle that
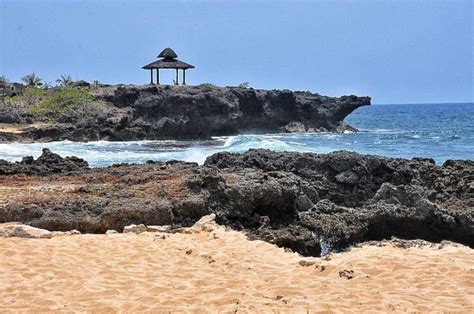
[0,102,472,167]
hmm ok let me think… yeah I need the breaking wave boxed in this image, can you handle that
[0,103,472,167]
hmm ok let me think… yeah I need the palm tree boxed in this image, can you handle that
[56,74,73,87]
[21,73,43,87]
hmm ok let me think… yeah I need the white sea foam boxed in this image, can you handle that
[1,106,473,168]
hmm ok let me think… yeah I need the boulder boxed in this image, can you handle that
[281,122,306,133]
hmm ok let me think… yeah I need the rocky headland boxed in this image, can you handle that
[1,148,472,257]
[0,84,370,142]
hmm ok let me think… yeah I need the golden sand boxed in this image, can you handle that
[1,225,473,312]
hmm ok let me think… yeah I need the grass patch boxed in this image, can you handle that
[7,87,47,107]
[28,88,94,122]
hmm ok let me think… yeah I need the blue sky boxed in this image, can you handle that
[1,0,472,104]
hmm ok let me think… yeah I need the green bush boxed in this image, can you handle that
[29,88,94,122]
[8,87,46,107]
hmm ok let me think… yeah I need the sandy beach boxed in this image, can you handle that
[1,224,472,312]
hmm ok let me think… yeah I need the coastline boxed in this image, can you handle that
[0,84,370,143]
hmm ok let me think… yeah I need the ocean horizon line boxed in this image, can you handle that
[371,101,474,106]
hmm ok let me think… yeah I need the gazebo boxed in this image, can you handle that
[142,48,195,85]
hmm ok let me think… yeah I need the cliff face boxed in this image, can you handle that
[0,84,370,142]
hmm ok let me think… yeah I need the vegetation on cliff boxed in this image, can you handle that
[28,88,95,122]
[4,87,97,123]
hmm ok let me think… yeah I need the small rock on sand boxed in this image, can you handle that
[339,269,354,279]
[123,224,147,234]
[154,235,166,241]
[106,230,118,235]
[0,223,52,239]
[51,230,81,237]
[186,214,217,233]
[298,260,316,267]
[146,225,172,233]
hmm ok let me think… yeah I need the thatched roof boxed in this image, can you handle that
[142,59,195,70]
[143,47,194,69]
[158,48,178,59]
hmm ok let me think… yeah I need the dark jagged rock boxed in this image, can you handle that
[0,149,472,257]
[204,150,472,251]
[0,148,89,175]
[0,84,370,142]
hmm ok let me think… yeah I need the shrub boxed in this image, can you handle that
[29,88,94,122]
[8,87,46,107]
[238,82,250,88]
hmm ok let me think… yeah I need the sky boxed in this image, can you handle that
[1,0,472,104]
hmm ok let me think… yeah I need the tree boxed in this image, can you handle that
[42,81,53,90]
[238,82,250,88]
[0,75,8,84]
[21,73,43,87]
[56,74,73,87]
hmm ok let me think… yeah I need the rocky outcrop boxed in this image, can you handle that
[0,84,370,142]
[0,149,472,257]
[0,148,89,175]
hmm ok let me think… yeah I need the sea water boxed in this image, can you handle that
[0,103,472,167]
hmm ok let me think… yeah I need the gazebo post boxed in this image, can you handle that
[183,69,186,85]
[150,69,154,84]
[175,69,179,85]
[156,69,160,85]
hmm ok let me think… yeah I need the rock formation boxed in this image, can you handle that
[0,148,89,175]
[0,149,472,256]
[0,84,370,142]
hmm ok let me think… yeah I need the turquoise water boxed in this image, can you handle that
[0,103,472,167]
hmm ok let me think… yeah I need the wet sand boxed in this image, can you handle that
[1,225,473,312]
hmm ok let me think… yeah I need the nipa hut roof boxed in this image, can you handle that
[158,48,178,59]
[142,59,195,70]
